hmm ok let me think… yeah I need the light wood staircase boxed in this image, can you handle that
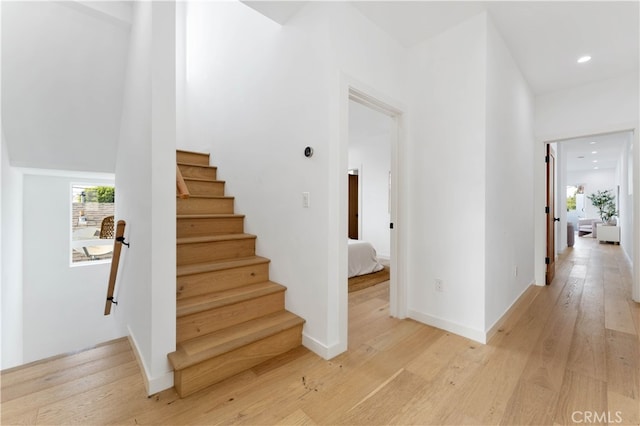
[169,149,305,398]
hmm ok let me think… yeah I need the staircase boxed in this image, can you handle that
[168,149,305,398]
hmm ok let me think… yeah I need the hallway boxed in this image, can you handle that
[1,236,638,424]
[518,234,639,424]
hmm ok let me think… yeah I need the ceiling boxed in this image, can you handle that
[246,1,639,95]
[344,2,637,172]
[560,131,631,173]
[1,2,131,172]
[3,1,637,173]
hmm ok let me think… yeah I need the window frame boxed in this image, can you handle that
[69,181,116,267]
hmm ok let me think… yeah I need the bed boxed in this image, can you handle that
[348,239,384,278]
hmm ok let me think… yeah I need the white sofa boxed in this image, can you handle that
[578,218,602,237]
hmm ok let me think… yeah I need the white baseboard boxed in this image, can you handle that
[408,310,486,344]
[302,332,346,360]
[127,326,174,396]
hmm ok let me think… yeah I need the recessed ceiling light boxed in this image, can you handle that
[593,160,598,163]
[578,55,592,64]
[591,151,598,154]
[590,142,597,145]
[594,167,599,170]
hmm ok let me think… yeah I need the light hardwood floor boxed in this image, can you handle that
[2,236,639,425]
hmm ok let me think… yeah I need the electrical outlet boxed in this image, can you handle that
[514,266,518,277]
[302,192,310,208]
[435,279,443,292]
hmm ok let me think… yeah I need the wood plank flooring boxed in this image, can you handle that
[2,236,638,425]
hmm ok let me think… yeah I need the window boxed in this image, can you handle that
[566,185,578,212]
[71,184,115,264]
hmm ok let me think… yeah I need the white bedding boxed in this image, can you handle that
[348,239,384,278]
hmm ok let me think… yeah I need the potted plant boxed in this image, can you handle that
[587,189,618,225]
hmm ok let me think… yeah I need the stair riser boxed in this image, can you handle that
[178,164,217,180]
[177,198,234,215]
[177,239,256,266]
[177,292,285,343]
[177,151,210,166]
[177,217,244,238]
[174,324,303,397]
[177,263,270,299]
[185,180,225,197]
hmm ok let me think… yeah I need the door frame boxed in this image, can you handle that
[348,87,404,318]
[331,75,406,356]
[535,125,640,302]
[348,169,361,239]
[545,144,557,285]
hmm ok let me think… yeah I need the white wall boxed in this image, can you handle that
[404,12,536,340]
[533,71,639,297]
[20,173,124,363]
[1,132,25,369]
[616,133,633,261]
[114,1,153,389]
[484,17,535,331]
[149,2,177,394]
[182,1,407,357]
[1,1,129,173]
[348,100,392,258]
[114,2,176,394]
[406,13,487,341]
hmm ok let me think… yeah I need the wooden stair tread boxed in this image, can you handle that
[168,311,305,370]
[177,233,256,245]
[177,256,270,277]
[177,214,245,219]
[176,195,233,200]
[177,161,217,169]
[177,281,286,317]
[183,177,225,183]
[172,149,304,397]
[177,149,209,155]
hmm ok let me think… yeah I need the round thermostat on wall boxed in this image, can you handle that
[304,146,314,158]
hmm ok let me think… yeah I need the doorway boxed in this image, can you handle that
[347,100,391,256]
[543,131,635,289]
[344,86,406,312]
[333,81,406,357]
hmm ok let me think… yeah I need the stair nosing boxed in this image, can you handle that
[177,149,210,156]
[176,281,286,317]
[177,256,270,277]
[177,214,245,219]
[183,177,225,183]
[177,161,217,169]
[168,311,305,370]
[177,233,256,245]
[176,195,233,200]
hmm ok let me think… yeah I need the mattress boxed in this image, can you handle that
[348,239,384,278]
